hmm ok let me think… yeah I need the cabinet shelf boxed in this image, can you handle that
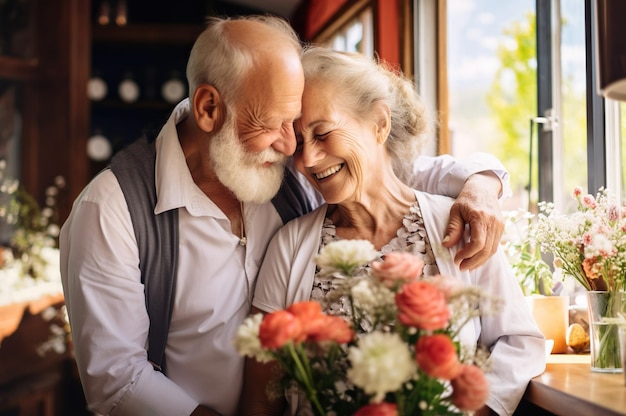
[92,23,202,45]
[92,98,176,111]
[0,56,38,80]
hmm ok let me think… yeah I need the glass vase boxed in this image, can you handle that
[619,325,626,386]
[586,291,625,373]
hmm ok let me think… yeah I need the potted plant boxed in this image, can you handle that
[504,209,570,354]
[0,161,72,389]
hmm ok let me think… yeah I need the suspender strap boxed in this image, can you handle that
[271,168,314,224]
[110,137,179,374]
[109,137,309,374]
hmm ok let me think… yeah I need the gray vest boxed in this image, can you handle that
[110,136,312,374]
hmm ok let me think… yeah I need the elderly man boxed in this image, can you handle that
[61,15,508,416]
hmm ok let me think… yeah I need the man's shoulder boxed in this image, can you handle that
[80,169,124,203]
[61,169,129,236]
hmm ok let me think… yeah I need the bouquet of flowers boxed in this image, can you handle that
[235,240,498,415]
[534,187,626,293]
[534,187,626,369]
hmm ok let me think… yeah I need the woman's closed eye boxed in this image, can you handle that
[314,132,330,140]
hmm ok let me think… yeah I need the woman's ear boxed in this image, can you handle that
[373,102,391,144]
[192,84,225,133]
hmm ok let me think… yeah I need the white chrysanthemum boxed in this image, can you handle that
[233,313,274,363]
[347,332,416,402]
[315,240,379,274]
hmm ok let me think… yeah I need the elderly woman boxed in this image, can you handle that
[240,46,545,416]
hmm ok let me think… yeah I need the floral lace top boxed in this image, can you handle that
[311,200,440,320]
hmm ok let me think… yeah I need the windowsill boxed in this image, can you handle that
[522,353,626,415]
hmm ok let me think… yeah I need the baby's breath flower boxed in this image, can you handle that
[535,187,626,292]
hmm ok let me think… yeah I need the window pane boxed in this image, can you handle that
[325,8,373,56]
[447,0,535,211]
[558,0,587,211]
[619,102,626,198]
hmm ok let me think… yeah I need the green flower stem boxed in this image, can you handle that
[595,323,621,368]
[590,291,623,370]
[286,343,326,416]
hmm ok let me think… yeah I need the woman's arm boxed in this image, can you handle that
[238,307,286,416]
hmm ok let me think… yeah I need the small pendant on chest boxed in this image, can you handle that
[239,237,247,246]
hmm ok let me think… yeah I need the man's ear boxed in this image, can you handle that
[373,102,391,144]
[192,84,225,133]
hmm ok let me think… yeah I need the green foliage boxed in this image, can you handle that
[486,13,587,204]
[485,13,537,196]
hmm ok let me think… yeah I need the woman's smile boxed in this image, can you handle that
[314,163,344,180]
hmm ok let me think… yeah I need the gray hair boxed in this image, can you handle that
[301,46,431,184]
[186,15,302,105]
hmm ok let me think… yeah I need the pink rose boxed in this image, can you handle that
[371,252,424,288]
[450,364,489,411]
[308,315,354,344]
[395,281,450,330]
[287,301,327,337]
[415,334,461,380]
[259,310,303,349]
[353,402,398,416]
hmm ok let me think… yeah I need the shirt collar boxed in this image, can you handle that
[153,99,225,219]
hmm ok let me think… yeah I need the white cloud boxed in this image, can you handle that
[448,0,476,16]
[448,55,501,84]
[477,12,495,25]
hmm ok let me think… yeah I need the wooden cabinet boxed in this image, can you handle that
[1,0,280,223]
[87,22,202,177]
[0,295,77,416]
[83,0,266,187]
[0,0,91,224]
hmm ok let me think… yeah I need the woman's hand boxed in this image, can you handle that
[442,171,504,271]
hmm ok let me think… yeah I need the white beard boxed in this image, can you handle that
[210,111,287,203]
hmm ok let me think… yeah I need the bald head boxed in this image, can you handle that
[186,16,303,104]
[224,18,298,52]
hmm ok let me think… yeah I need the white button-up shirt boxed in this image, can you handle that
[60,99,509,416]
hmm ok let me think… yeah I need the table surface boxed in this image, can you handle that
[523,354,626,416]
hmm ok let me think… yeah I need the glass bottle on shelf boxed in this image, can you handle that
[87,130,112,162]
[97,1,111,26]
[118,72,140,103]
[161,71,186,104]
[87,70,108,101]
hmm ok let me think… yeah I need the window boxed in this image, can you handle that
[433,0,616,212]
[323,7,374,56]
[316,7,374,56]
[445,0,539,211]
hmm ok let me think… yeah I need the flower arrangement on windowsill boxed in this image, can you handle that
[0,159,66,348]
[235,240,500,415]
[533,187,626,370]
[534,187,626,294]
